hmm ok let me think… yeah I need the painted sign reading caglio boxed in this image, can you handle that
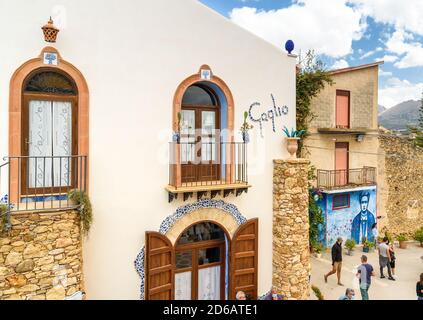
[248,94,289,137]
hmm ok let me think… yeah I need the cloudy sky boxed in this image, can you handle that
[200,0,423,108]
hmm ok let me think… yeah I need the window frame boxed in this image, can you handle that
[332,193,351,210]
[21,69,79,196]
[335,90,351,129]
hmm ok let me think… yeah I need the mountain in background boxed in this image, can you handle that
[378,100,420,130]
[378,105,387,114]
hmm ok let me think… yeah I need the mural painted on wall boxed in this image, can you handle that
[317,187,377,247]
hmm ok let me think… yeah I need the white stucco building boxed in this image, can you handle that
[0,0,298,300]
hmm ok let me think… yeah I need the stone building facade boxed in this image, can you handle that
[273,159,310,300]
[309,64,379,130]
[0,211,83,300]
[378,135,423,236]
[303,62,384,246]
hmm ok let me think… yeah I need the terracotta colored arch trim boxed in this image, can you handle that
[9,47,89,201]
[172,65,234,132]
[171,65,235,187]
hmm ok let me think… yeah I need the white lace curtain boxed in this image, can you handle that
[28,100,72,188]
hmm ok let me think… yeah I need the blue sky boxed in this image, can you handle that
[200,0,423,108]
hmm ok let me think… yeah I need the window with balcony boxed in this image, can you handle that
[2,49,89,214]
[167,71,250,202]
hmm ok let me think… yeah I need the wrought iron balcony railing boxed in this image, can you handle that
[0,156,88,225]
[167,142,249,202]
[317,167,376,190]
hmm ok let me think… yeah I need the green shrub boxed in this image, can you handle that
[313,243,324,254]
[68,190,93,235]
[311,285,325,300]
[397,234,408,242]
[414,227,423,245]
[345,239,356,251]
[0,204,8,233]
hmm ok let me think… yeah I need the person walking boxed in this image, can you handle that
[389,243,396,278]
[357,255,375,300]
[378,237,395,281]
[417,273,423,301]
[338,288,355,300]
[371,223,378,247]
[324,237,344,286]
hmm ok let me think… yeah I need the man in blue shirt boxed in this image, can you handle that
[356,255,375,300]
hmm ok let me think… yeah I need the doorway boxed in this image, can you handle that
[174,222,226,300]
[180,84,221,184]
[335,142,349,186]
[21,70,78,194]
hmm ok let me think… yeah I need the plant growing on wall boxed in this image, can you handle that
[0,204,8,233]
[68,190,93,235]
[296,50,333,155]
[308,166,324,249]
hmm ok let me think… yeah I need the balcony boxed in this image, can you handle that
[0,156,88,223]
[166,142,250,202]
[317,127,374,135]
[317,167,376,190]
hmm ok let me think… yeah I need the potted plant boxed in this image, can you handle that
[414,227,423,247]
[362,237,370,253]
[397,234,408,249]
[367,240,376,252]
[240,111,253,143]
[345,239,356,256]
[283,127,306,158]
[312,243,324,258]
[173,112,182,144]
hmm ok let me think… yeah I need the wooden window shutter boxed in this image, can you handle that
[230,219,259,300]
[145,232,175,300]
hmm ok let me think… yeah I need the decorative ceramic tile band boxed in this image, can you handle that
[134,199,247,300]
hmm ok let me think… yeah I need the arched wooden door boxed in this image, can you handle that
[145,219,259,301]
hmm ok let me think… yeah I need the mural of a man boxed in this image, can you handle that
[351,191,376,244]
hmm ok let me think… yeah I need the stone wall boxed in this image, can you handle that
[0,211,84,300]
[379,135,423,236]
[273,159,310,300]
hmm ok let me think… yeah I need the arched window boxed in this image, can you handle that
[175,222,226,300]
[22,69,78,192]
[180,84,220,183]
[182,85,217,106]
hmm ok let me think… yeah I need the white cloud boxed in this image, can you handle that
[229,0,366,58]
[375,55,398,63]
[350,0,423,36]
[331,59,350,70]
[379,77,423,108]
[382,29,423,69]
[359,47,382,59]
[379,69,392,77]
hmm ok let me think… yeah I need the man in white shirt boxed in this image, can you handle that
[378,237,395,281]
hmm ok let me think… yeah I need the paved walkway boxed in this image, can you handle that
[310,242,423,300]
